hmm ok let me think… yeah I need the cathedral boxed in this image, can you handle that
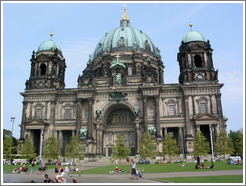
[19,6,227,159]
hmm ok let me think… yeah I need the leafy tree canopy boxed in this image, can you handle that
[112,133,130,164]
[162,133,179,161]
[139,132,156,160]
[192,130,210,157]
[215,129,234,160]
[19,137,37,160]
[43,137,61,161]
[228,128,243,158]
[65,136,84,164]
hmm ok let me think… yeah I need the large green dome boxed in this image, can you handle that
[181,30,206,44]
[92,8,160,60]
[37,34,62,54]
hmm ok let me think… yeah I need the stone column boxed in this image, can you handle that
[72,130,75,136]
[164,127,167,138]
[95,122,102,155]
[59,130,63,154]
[154,95,160,137]
[215,93,224,130]
[87,98,94,140]
[30,102,33,119]
[20,101,27,140]
[178,126,182,152]
[196,125,200,132]
[50,100,56,137]
[192,95,195,116]
[142,95,148,133]
[134,120,141,154]
[209,95,213,114]
[76,99,82,136]
[184,95,192,137]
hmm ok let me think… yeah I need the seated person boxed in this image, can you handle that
[228,159,231,164]
[12,166,20,173]
[230,160,234,165]
[73,165,80,172]
[179,163,186,167]
[201,163,204,169]
[195,164,201,169]
[205,162,215,169]
[115,167,119,173]
[44,174,52,183]
[63,165,69,173]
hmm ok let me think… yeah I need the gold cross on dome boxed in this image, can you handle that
[123,3,127,9]
[116,54,120,63]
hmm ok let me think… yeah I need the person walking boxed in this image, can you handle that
[197,155,201,166]
[37,160,43,175]
[30,160,35,174]
[42,161,46,175]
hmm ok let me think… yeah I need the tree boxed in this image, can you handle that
[139,132,156,160]
[214,129,234,160]
[162,133,179,161]
[192,130,210,157]
[19,137,37,160]
[112,133,130,164]
[3,129,12,140]
[65,136,84,165]
[228,128,243,158]
[43,137,61,161]
[3,136,18,159]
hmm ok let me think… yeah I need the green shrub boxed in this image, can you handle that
[204,159,208,162]
[155,161,159,164]
[216,159,221,162]
[179,161,183,163]
[167,161,171,163]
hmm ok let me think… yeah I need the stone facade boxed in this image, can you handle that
[18,8,227,158]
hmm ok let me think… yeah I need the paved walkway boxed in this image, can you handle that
[2,165,243,183]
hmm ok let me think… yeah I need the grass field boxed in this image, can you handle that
[69,162,243,174]
[155,175,243,183]
[3,162,243,175]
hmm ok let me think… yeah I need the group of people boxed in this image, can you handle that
[11,164,28,173]
[228,159,242,165]
[130,159,141,180]
[195,155,215,169]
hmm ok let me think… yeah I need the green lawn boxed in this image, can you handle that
[69,162,243,174]
[3,162,243,175]
[155,175,243,183]
[2,164,73,174]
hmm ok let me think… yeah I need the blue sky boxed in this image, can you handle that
[1,2,244,139]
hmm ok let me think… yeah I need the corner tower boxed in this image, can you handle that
[25,33,66,89]
[177,23,218,85]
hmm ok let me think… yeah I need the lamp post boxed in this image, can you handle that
[39,128,44,161]
[209,123,214,162]
[179,112,185,162]
[9,117,15,161]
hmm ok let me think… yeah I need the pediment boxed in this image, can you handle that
[194,113,218,121]
[37,53,49,59]
[25,118,48,125]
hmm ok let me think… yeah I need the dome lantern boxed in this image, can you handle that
[181,23,206,45]
[37,33,62,54]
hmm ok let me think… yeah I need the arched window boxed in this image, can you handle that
[40,64,46,75]
[194,55,202,67]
